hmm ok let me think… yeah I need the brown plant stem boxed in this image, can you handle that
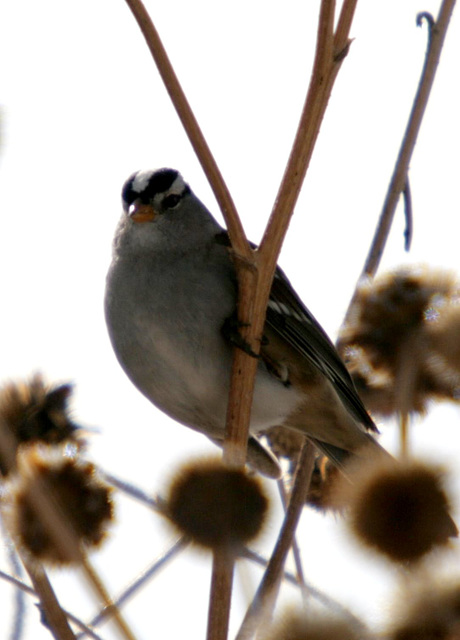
[224,0,358,469]
[362,0,457,277]
[206,549,235,640]
[22,560,77,640]
[122,0,249,259]
[80,557,137,640]
[277,479,307,595]
[235,441,316,640]
[84,537,187,632]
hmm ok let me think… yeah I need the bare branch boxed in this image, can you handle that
[122,0,249,258]
[362,0,457,277]
[235,441,316,640]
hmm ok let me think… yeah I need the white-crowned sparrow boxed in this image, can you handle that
[105,168,388,478]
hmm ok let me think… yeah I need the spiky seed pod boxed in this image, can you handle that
[4,448,114,565]
[340,267,457,373]
[339,460,457,563]
[0,375,81,476]
[163,458,268,550]
[388,579,460,640]
[260,609,367,640]
[339,266,460,415]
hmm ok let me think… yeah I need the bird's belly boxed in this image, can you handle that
[251,368,302,431]
[112,316,301,438]
[114,319,232,436]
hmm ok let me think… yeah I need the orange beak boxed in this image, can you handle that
[129,201,157,223]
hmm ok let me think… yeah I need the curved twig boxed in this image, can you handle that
[362,0,457,278]
[416,11,436,46]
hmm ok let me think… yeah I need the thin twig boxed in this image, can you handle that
[403,178,413,251]
[223,0,357,482]
[235,441,316,640]
[122,0,249,259]
[21,560,77,640]
[362,0,457,277]
[78,538,187,637]
[80,557,137,640]
[259,0,336,264]
[277,479,308,599]
[238,551,368,633]
[100,470,159,510]
[0,570,105,640]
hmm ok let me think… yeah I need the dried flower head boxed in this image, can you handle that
[389,578,460,639]
[163,458,268,549]
[341,267,457,372]
[261,608,366,640]
[340,460,457,563]
[339,266,460,415]
[0,375,81,476]
[4,448,113,565]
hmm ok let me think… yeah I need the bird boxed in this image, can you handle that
[105,167,388,479]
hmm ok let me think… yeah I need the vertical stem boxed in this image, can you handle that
[235,442,316,640]
[207,550,235,640]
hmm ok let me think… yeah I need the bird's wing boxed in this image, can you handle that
[266,266,377,432]
[215,230,376,432]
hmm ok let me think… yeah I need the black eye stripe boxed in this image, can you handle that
[162,193,182,209]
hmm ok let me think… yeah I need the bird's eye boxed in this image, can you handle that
[162,193,182,209]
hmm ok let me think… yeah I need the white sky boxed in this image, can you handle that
[1,1,460,638]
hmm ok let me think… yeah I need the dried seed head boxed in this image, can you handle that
[341,460,457,563]
[388,578,460,639]
[0,375,81,476]
[339,267,460,416]
[163,458,268,550]
[341,267,457,373]
[4,448,114,565]
[261,609,366,640]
